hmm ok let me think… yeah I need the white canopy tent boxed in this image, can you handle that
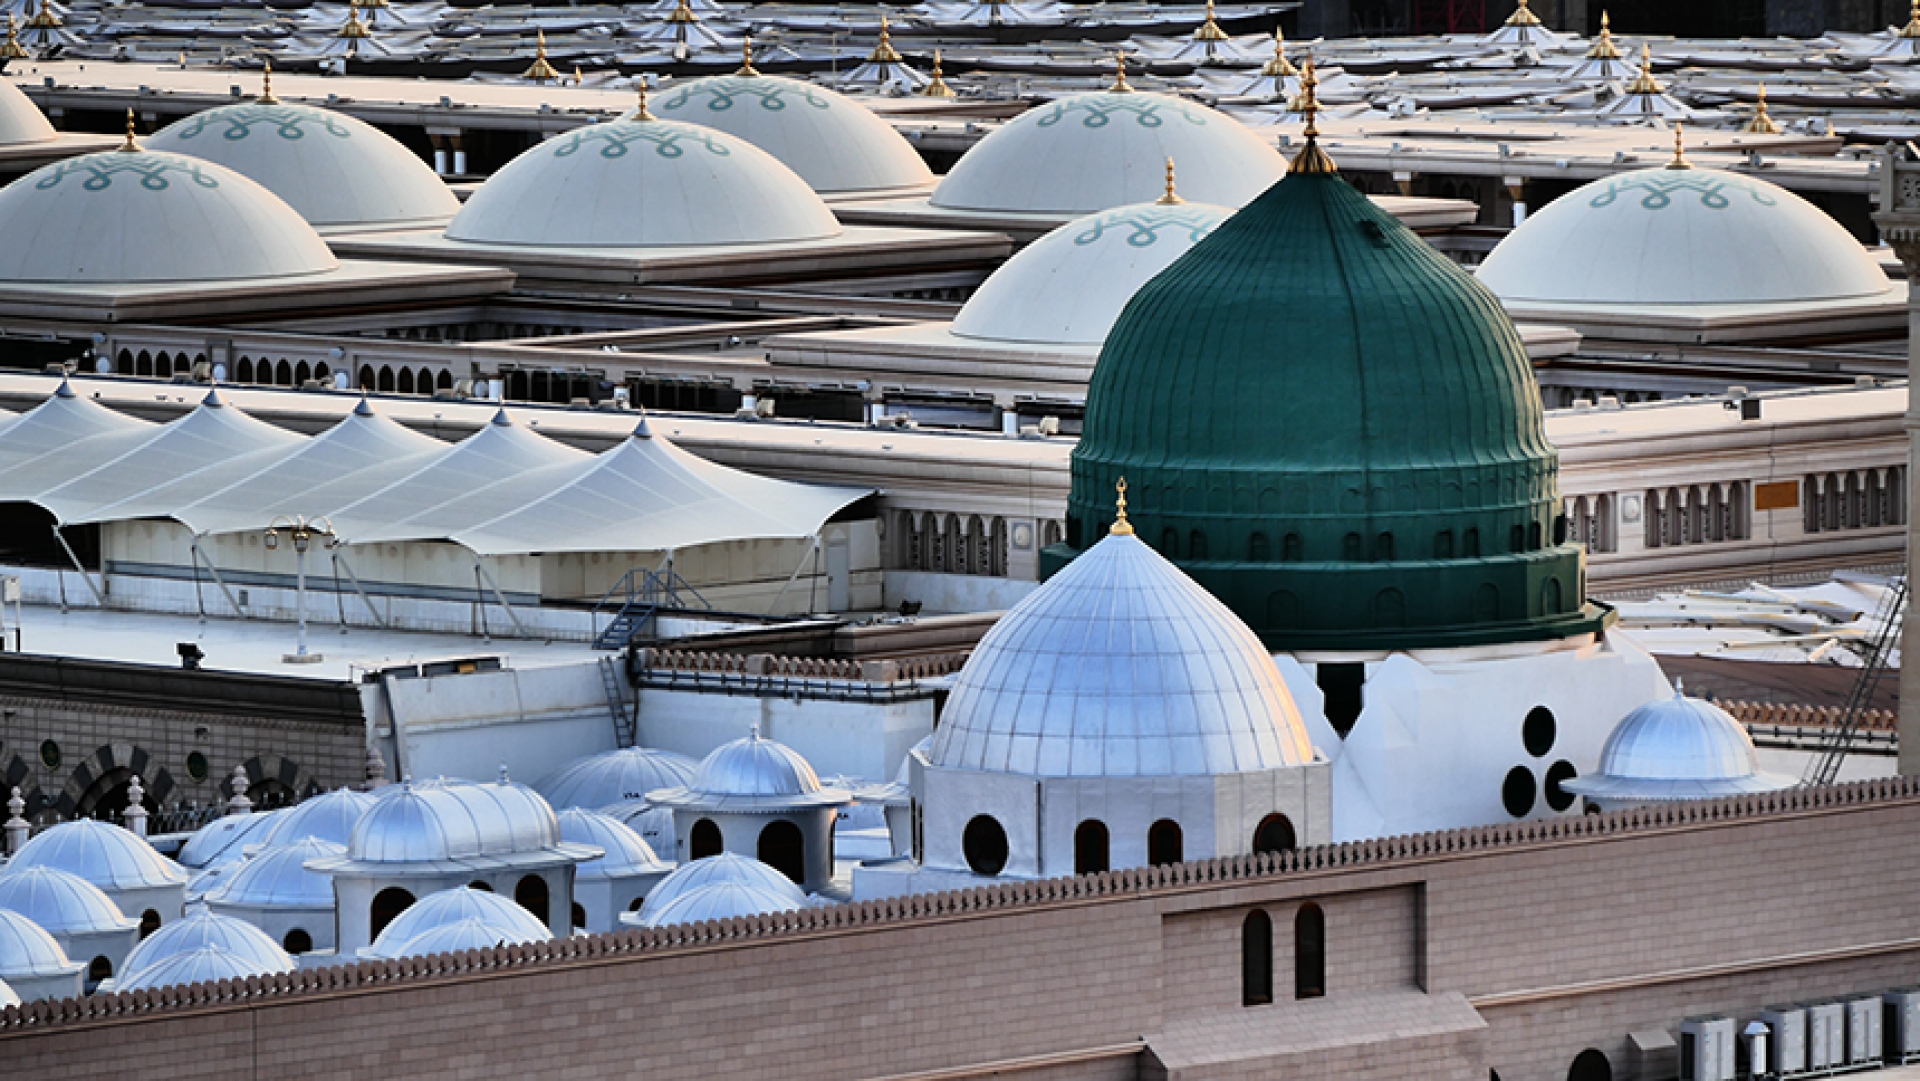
[0,380,156,498]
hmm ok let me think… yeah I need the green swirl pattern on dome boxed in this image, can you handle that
[1072,203,1220,249]
[33,153,220,193]
[168,104,353,143]
[656,77,834,114]
[1586,170,1777,211]
[1032,94,1208,130]
[552,120,730,161]
[1044,170,1604,651]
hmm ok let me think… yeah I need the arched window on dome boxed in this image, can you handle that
[88,956,113,985]
[1282,533,1304,562]
[1295,903,1325,999]
[963,815,1008,876]
[1248,532,1270,563]
[514,874,550,926]
[690,818,723,860]
[1148,819,1183,866]
[467,881,493,892]
[1253,814,1296,855]
[1242,910,1272,1006]
[571,903,587,930]
[1074,820,1109,875]
[284,928,313,955]
[757,820,806,885]
[1541,578,1563,615]
[370,886,415,941]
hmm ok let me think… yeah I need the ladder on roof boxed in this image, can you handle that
[1803,573,1907,787]
[599,654,637,750]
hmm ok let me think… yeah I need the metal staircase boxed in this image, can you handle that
[1804,574,1907,787]
[590,567,712,651]
[598,655,636,749]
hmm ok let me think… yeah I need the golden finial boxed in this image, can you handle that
[24,0,58,30]
[921,49,956,97]
[258,57,279,104]
[1625,42,1662,94]
[1193,0,1229,42]
[867,14,904,63]
[1,15,30,60]
[633,77,655,120]
[666,0,698,23]
[1503,0,1543,27]
[1585,10,1622,59]
[523,28,560,81]
[1157,157,1184,204]
[1110,477,1134,536]
[338,0,370,39]
[118,108,140,153]
[574,64,583,85]
[1261,27,1298,77]
[1666,122,1691,170]
[737,31,759,76]
[1288,57,1337,175]
[1742,82,1781,135]
[1901,0,1920,38]
[1109,49,1133,92]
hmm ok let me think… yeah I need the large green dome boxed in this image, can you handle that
[1043,163,1605,652]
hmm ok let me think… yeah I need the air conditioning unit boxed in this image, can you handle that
[1758,1006,1807,1077]
[1846,995,1883,1068]
[1681,1017,1736,1081]
[1807,1002,1846,1071]
[1886,989,1920,1064]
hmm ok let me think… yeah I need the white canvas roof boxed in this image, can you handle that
[0,380,159,507]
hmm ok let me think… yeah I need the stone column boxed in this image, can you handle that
[1871,144,1920,775]
[122,775,147,838]
[4,787,27,855]
[226,763,254,815]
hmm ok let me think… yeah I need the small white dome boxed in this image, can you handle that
[184,864,234,903]
[649,731,851,811]
[340,780,565,864]
[380,916,550,960]
[0,146,340,283]
[534,747,698,811]
[932,529,1316,778]
[363,887,551,959]
[178,810,284,869]
[598,801,679,861]
[1561,691,1797,802]
[445,117,842,248]
[0,867,137,936]
[120,905,291,980]
[632,853,805,925]
[204,839,345,909]
[931,90,1285,214]
[647,74,934,194]
[0,81,56,147]
[555,810,667,881]
[256,789,378,849]
[951,199,1230,344]
[10,819,187,891]
[0,907,80,980]
[625,881,804,928]
[147,102,459,229]
[116,944,294,992]
[1477,165,1891,306]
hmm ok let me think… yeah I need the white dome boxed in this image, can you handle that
[116,944,294,992]
[598,801,679,861]
[363,887,551,959]
[204,839,345,909]
[632,853,805,924]
[646,74,934,193]
[147,102,459,229]
[931,90,1285,214]
[625,882,804,928]
[380,916,550,959]
[340,780,566,864]
[932,529,1315,778]
[120,905,291,980]
[556,810,668,881]
[1477,165,1891,306]
[534,747,698,811]
[1561,691,1796,802]
[649,731,851,811]
[0,146,340,283]
[445,117,842,248]
[0,867,137,936]
[10,819,187,891]
[256,789,378,849]
[184,864,234,903]
[178,810,284,869]
[0,81,56,147]
[951,199,1230,344]
[0,907,79,981]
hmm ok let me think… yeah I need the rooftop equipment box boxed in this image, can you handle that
[1681,1017,1736,1081]
[1847,995,1883,1067]
[1887,989,1920,1064]
[1758,1006,1807,1077]
[1807,1002,1846,1071]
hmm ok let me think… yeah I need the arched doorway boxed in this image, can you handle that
[138,909,162,940]
[1295,903,1325,999]
[514,875,549,926]
[1074,820,1109,875]
[1242,910,1272,1006]
[689,818,723,860]
[370,886,415,941]
[757,820,806,885]
[1148,819,1183,866]
[571,903,587,930]
[962,815,1007,876]
[1253,814,1296,855]
[1568,1050,1611,1081]
[284,929,313,955]
[73,767,153,821]
[88,956,113,984]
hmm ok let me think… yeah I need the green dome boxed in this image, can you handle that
[1043,165,1605,651]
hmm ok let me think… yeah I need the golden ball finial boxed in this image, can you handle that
[259,57,279,104]
[1665,121,1692,170]
[1742,81,1781,135]
[921,48,956,97]
[1287,57,1338,175]
[118,108,141,153]
[1157,157,1184,205]
[1110,477,1134,536]
[1110,49,1133,92]
[634,77,654,120]
[2,14,30,61]
[738,31,759,75]
[1262,26,1299,77]
[523,27,561,81]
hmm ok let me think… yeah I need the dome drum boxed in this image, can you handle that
[661,806,839,895]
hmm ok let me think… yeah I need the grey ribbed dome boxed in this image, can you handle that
[648,731,851,812]
[205,839,344,909]
[535,747,698,811]
[556,810,667,881]
[0,867,137,936]
[631,853,804,925]
[379,916,549,960]
[257,789,378,848]
[116,944,294,992]
[363,887,551,959]
[624,882,804,928]
[343,780,560,862]
[120,905,290,981]
[10,819,188,890]
[178,810,284,869]
[0,907,80,981]
[1561,690,1797,802]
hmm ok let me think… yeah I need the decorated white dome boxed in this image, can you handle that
[1561,690,1796,802]
[649,729,851,811]
[625,881,805,928]
[631,853,805,925]
[117,944,295,992]
[9,819,188,891]
[932,526,1315,778]
[644,73,933,194]
[951,197,1230,344]
[0,144,340,283]
[0,80,56,147]
[204,839,345,909]
[362,887,551,959]
[0,907,80,981]
[445,116,842,248]
[120,905,291,980]
[0,867,137,937]
[147,101,458,229]
[1477,164,1891,306]
[256,789,378,849]
[337,779,572,864]
[556,809,668,882]
[534,747,699,811]
[178,810,284,869]
[931,89,1285,214]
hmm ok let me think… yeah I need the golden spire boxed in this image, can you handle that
[1665,122,1691,170]
[258,57,279,104]
[737,31,760,75]
[523,28,560,81]
[118,108,140,153]
[1109,49,1133,92]
[338,0,370,39]
[1287,57,1337,175]
[1193,0,1229,42]
[573,64,583,85]
[1157,157,1184,204]
[1503,0,1543,26]
[1110,477,1134,536]
[1,15,30,60]
[1585,11,1622,59]
[1741,82,1781,135]
[921,49,956,97]
[666,0,698,23]
[867,14,903,63]
[1624,42,1662,94]
[1260,27,1298,77]
[24,0,58,30]
[633,77,654,121]
[1901,0,1920,38]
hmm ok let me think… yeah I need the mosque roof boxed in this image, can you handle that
[1561,691,1797,802]
[116,943,295,992]
[625,881,805,928]
[362,886,551,958]
[631,853,806,924]
[0,867,137,936]
[9,818,189,891]
[0,79,57,147]
[0,907,81,981]
[648,729,852,812]
[934,522,1314,778]
[119,905,292,980]
[255,788,380,849]
[313,778,599,875]
[204,839,346,909]
[555,810,669,881]
[176,810,284,870]
[534,746,699,811]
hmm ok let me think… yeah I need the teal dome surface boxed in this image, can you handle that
[1047,166,1603,651]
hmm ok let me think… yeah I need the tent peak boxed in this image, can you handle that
[201,387,225,408]
[490,407,513,427]
[632,414,653,440]
[54,376,74,399]
[353,394,375,418]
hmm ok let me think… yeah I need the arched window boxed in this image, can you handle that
[467,880,493,892]
[1541,577,1563,614]
[1242,910,1272,1006]
[1374,532,1394,562]
[1528,521,1542,550]
[1282,533,1304,562]
[1463,528,1480,557]
[514,874,550,926]
[418,367,435,393]
[283,928,313,955]
[1568,1049,1611,1081]
[295,360,312,385]
[397,367,416,395]
[436,369,454,391]
[314,363,330,384]
[370,886,415,941]
[627,897,646,912]
[275,359,292,386]
[689,818,723,860]
[1073,819,1109,875]
[138,908,162,939]
[1433,530,1454,559]
[963,815,1008,876]
[1248,532,1270,562]
[757,820,806,885]
[1295,903,1325,999]
[1159,528,1179,558]
[236,357,255,383]
[1341,533,1363,561]
[1188,531,1209,561]
[359,364,376,391]
[377,366,396,392]
[1148,819,1183,865]
[88,956,113,984]
[571,903,587,930]
[136,350,153,377]
[1253,814,1296,855]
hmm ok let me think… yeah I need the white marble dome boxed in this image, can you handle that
[338,779,573,864]
[379,916,550,959]
[1477,164,1892,306]
[931,89,1285,214]
[0,80,56,147]
[204,839,345,909]
[147,101,458,229]
[445,116,843,248]
[950,198,1230,344]
[0,144,340,283]
[644,73,934,194]
[117,943,294,992]
[649,730,851,811]
[626,881,805,928]
[0,867,136,937]
[535,747,699,811]
[9,819,187,891]
[932,528,1315,778]
[178,810,284,869]
[1561,690,1797,802]
[120,905,290,980]
[631,852,805,925]
[362,886,551,959]
[556,809,669,881]
[0,907,80,983]
[256,789,378,849]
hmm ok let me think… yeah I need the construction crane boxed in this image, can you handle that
[1803,574,1907,787]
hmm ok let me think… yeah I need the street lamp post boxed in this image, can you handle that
[265,515,338,664]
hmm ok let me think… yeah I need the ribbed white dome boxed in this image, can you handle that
[534,747,698,811]
[120,905,291,980]
[1477,165,1891,306]
[0,80,56,147]
[147,102,459,229]
[0,147,340,283]
[380,916,550,959]
[363,887,551,959]
[598,801,680,861]
[445,117,842,248]
[0,907,79,980]
[951,199,1229,344]
[178,810,284,870]
[205,839,344,909]
[932,530,1315,778]
[626,882,805,928]
[0,867,136,936]
[645,74,933,194]
[9,819,187,891]
[649,731,851,811]
[931,90,1285,214]
[341,780,563,863]
[556,810,668,881]
[632,853,805,924]
[256,789,378,849]
[1561,691,1797,802]
[117,944,294,992]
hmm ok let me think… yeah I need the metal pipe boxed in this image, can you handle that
[190,538,248,618]
[474,560,527,637]
[53,526,104,605]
